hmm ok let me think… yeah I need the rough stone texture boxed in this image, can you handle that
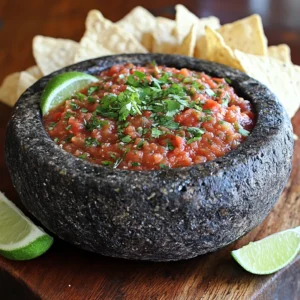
[5,54,294,261]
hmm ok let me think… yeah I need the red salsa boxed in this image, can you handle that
[43,63,255,170]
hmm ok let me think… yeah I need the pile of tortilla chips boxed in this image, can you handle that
[0,4,299,119]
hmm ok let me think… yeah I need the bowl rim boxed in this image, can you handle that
[8,53,289,185]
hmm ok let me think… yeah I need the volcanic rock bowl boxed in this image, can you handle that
[5,54,294,261]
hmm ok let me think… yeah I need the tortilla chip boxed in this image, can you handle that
[0,72,36,107]
[235,50,300,118]
[175,4,220,42]
[116,6,156,51]
[33,36,79,76]
[205,27,244,71]
[152,17,178,53]
[176,25,196,57]
[81,10,147,54]
[217,14,268,56]
[74,39,113,63]
[26,65,43,80]
[268,44,291,63]
[194,36,208,59]
[17,72,37,99]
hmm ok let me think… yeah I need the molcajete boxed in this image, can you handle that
[5,54,294,261]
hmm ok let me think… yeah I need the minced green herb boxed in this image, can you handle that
[85,137,100,147]
[48,122,57,131]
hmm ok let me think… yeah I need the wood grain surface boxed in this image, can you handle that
[0,1,299,299]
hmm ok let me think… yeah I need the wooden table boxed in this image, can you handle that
[0,1,299,299]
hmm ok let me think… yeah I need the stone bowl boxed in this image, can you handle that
[5,54,294,261]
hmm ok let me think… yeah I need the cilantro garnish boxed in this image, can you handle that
[205,89,215,97]
[121,135,132,143]
[48,122,57,131]
[70,102,80,110]
[131,162,141,167]
[159,163,169,169]
[81,108,88,113]
[102,160,113,166]
[136,140,145,149]
[191,81,204,90]
[65,134,74,143]
[137,127,143,136]
[87,96,96,104]
[151,128,163,138]
[203,109,212,115]
[65,125,72,130]
[87,86,99,96]
[64,111,75,119]
[54,137,59,143]
[225,78,232,84]
[221,97,229,106]
[76,93,86,101]
[78,153,87,160]
[84,117,108,131]
[158,116,180,130]
[165,140,174,151]
[109,152,117,159]
[187,127,205,144]
[85,137,100,147]
[113,148,130,168]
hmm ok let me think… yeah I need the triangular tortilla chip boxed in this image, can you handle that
[17,72,37,99]
[176,25,196,57]
[235,50,300,118]
[26,65,43,80]
[152,17,178,53]
[194,35,208,59]
[268,44,291,63]
[81,10,147,54]
[175,4,220,42]
[205,27,244,71]
[74,39,113,63]
[0,72,36,107]
[217,14,268,56]
[116,6,156,51]
[33,36,79,75]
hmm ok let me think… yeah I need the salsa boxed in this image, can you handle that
[43,63,255,170]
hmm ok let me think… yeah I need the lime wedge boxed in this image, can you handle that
[40,71,99,115]
[232,227,300,275]
[0,192,53,260]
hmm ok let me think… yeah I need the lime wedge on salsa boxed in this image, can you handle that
[40,71,99,115]
[0,192,53,260]
[231,227,300,275]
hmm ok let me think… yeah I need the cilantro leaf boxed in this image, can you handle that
[121,135,132,143]
[87,86,99,96]
[136,140,145,149]
[165,140,174,151]
[48,122,57,131]
[187,127,205,144]
[84,116,108,131]
[205,89,216,97]
[85,137,100,147]
[225,78,232,84]
[158,116,180,130]
[151,128,163,138]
